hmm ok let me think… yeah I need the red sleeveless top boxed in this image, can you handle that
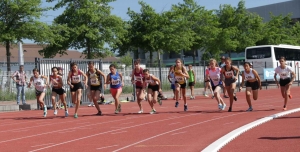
[134,67,143,87]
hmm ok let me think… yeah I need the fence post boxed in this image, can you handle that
[99,59,104,95]
[295,62,300,87]
[132,59,136,102]
[237,61,240,91]
[265,61,267,90]
[34,58,40,110]
[158,59,162,88]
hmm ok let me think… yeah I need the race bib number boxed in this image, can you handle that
[91,78,100,85]
[111,79,120,85]
[135,76,142,82]
[225,72,233,77]
[175,76,184,82]
[35,82,41,86]
[245,76,253,80]
[72,75,80,83]
[280,73,287,77]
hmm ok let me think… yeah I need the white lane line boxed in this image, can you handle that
[111,112,245,152]
[111,131,127,135]
[97,145,118,150]
[31,143,54,147]
[169,122,181,125]
[29,113,200,152]
[171,131,186,136]
[11,130,28,133]
[121,122,133,125]
[0,115,152,144]
[202,108,300,152]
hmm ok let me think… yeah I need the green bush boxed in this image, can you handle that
[0,90,36,101]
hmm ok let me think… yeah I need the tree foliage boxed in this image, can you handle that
[40,0,125,59]
[215,0,264,57]
[0,0,49,71]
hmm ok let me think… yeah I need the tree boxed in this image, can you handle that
[119,53,132,68]
[257,14,299,45]
[127,1,195,66]
[215,0,264,57]
[170,0,220,65]
[40,0,125,59]
[0,0,49,71]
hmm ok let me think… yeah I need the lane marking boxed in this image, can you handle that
[111,112,245,152]
[97,145,118,150]
[169,122,181,125]
[29,113,200,152]
[31,143,54,147]
[223,122,234,125]
[111,131,127,135]
[171,131,186,136]
[202,108,300,152]
[0,115,152,144]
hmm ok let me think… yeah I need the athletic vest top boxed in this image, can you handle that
[33,75,45,91]
[88,69,101,86]
[223,65,235,78]
[144,74,158,85]
[134,67,143,87]
[50,75,61,88]
[110,72,122,89]
[207,67,222,86]
[174,66,185,84]
[70,70,82,84]
[188,70,194,82]
[275,65,293,79]
[244,68,256,81]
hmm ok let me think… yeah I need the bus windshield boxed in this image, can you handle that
[246,47,272,59]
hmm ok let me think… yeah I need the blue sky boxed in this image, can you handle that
[24,0,290,44]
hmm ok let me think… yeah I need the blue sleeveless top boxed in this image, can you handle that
[109,72,122,89]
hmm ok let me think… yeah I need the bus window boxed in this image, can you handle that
[274,47,300,60]
[246,47,271,59]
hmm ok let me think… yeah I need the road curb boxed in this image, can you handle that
[202,108,300,152]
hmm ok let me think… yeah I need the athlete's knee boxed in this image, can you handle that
[246,91,251,96]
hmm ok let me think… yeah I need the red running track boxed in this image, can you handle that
[221,110,300,152]
[0,87,299,152]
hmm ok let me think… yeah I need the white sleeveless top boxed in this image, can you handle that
[244,68,256,81]
[274,66,293,79]
[207,67,222,86]
[144,74,158,85]
[33,76,45,92]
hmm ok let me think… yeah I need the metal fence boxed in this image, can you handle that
[1,59,300,107]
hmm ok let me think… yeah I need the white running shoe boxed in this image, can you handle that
[54,110,58,115]
[138,110,143,114]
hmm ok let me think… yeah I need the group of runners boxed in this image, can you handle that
[25,56,295,118]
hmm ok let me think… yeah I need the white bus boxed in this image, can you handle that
[245,44,300,80]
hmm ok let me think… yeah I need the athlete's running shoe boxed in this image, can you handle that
[175,101,179,108]
[228,106,232,112]
[65,111,69,117]
[246,107,253,111]
[43,106,47,117]
[150,109,156,114]
[96,111,102,116]
[158,98,162,106]
[222,104,226,111]
[184,105,188,111]
[218,104,222,110]
[138,110,143,114]
[74,113,78,118]
[54,110,58,115]
[234,95,237,101]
